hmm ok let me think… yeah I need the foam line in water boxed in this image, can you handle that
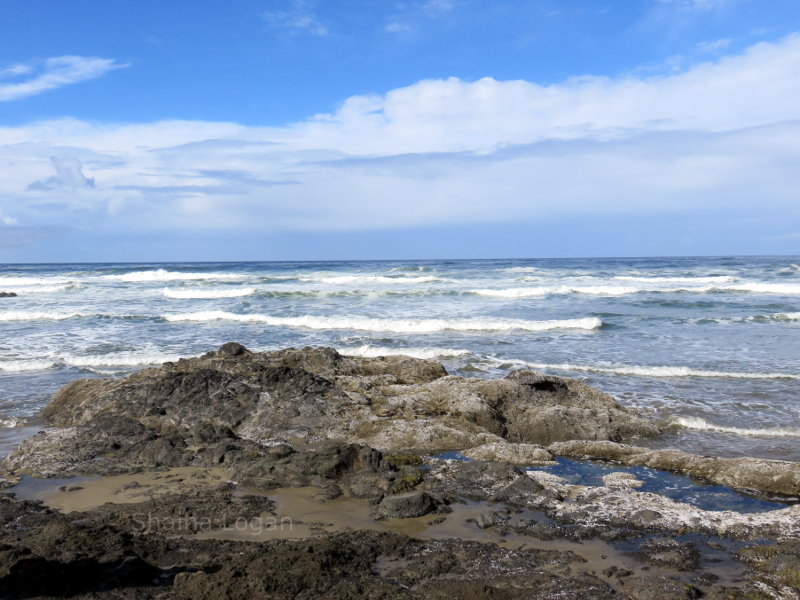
[162,311,603,333]
[516,360,799,379]
[103,269,243,282]
[673,416,800,438]
[340,345,471,359]
[163,287,256,298]
[299,274,445,285]
[0,311,85,321]
[0,352,183,372]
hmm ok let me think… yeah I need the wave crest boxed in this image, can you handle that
[673,416,800,438]
[163,311,603,333]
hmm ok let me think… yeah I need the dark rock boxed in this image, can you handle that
[621,576,702,600]
[0,291,17,298]
[372,490,448,520]
[638,537,700,572]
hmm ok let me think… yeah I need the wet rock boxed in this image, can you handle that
[462,441,554,465]
[549,440,800,497]
[0,291,17,298]
[620,576,702,600]
[372,490,448,520]
[638,537,700,571]
[5,345,659,477]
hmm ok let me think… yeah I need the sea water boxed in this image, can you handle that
[1,256,798,460]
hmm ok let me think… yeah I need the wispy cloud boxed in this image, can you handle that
[656,0,735,10]
[262,1,328,36]
[385,0,455,36]
[0,56,127,102]
[1,35,799,239]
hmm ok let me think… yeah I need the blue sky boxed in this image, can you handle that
[1,0,799,261]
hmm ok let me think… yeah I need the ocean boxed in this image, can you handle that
[1,256,798,461]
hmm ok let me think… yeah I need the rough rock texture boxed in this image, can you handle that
[372,490,449,520]
[549,440,800,497]
[5,344,658,478]
[428,459,800,541]
[0,493,622,600]
[462,441,554,464]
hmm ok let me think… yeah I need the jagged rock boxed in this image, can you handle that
[5,344,658,478]
[549,440,800,497]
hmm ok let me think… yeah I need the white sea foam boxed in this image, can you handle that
[503,267,540,273]
[614,276,734,283]
[103,269,242,282]
[471,286,641,297]
[340,345,471,359]
[0,417,26,428]
[516,361,799,379]
[300,274,444,285]
[0,359,57,372]
[0,311,85,322]
[0,352,182,372]
[712,283,800,294]
[8,285,75,294]
[0,276,73,286]
[673,416,800,438]
[163,287,255,299]
[473,281,800,297]
[163,311,603,333]
[62,352,183,368]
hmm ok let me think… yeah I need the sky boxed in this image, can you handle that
[1,0,800,262]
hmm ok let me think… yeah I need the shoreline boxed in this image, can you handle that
[2,343,800,598]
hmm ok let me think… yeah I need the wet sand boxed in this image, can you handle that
[6,471,750,594]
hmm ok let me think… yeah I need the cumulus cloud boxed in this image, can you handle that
[0,56,127,102]
[0,35,798,237]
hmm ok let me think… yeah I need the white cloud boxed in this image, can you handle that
[0,35,798,236]
[262,1,328,36]
[0,56,127,102]
[28,156,96,191]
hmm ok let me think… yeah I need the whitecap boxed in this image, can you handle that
[673,416,800,438]
[103,269,243,282]
[515,361,799,379]
[163,287,256,299]
[163,311,603,333]
[0,311,85,322]
[300,274,444,285]
[340,345,471,359]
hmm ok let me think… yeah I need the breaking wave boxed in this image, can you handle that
[299,274,445,285]
[0,311,86,322]
[340,345,471,359]
[163,311,603,333]
[0,352,182,372]
[516,361,799,379]
[673,416,800,438]
[103,269,243,282]
[163,287,256,299]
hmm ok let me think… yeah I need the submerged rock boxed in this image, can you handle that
[5,344,658,478]
[0,291,17,298]
[549,440,800,497]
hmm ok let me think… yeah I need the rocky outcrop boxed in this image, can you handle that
[5,344,658,478]
[549,440,800,497]
[462,440,554,464]
[0,291,17,298]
